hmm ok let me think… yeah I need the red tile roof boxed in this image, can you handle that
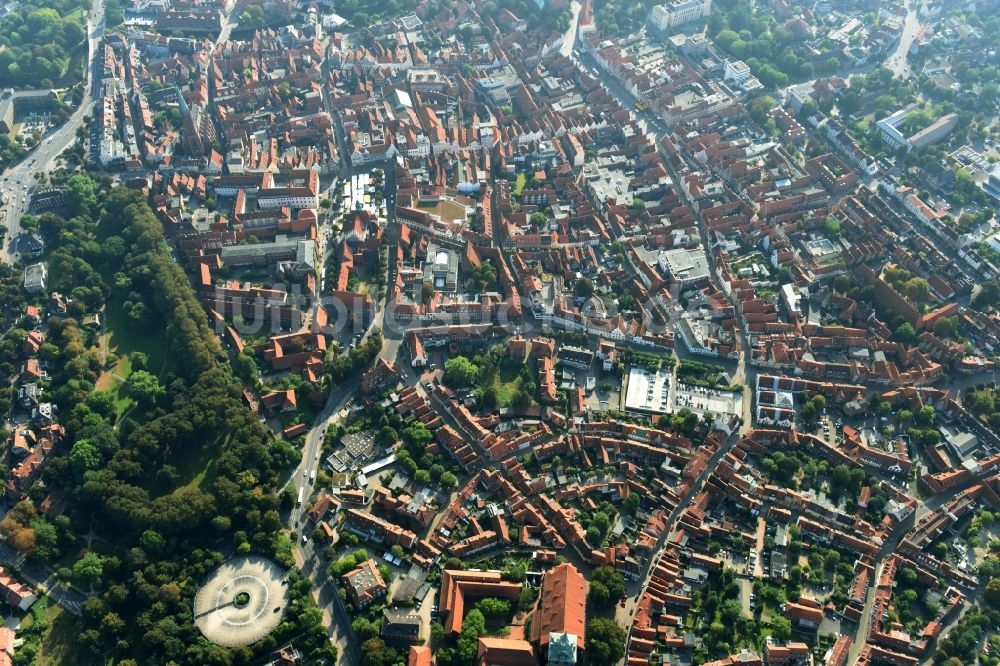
[529,563,586,648]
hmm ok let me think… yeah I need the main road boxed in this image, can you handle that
[886,0,920,78]
[288,157,406,663]
[1,0,105,263]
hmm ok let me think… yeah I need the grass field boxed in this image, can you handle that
[480,359,524,407]
[514,173,527,196]
[36,606,80,666]
[52,535,115,575]
[94,352,134,416]
[104,296,168,371]
[94,297,168,420]
[175,434,226,494]
[54,49,86,88]
[21,599,80,666]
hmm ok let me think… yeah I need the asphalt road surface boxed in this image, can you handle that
[887,0,920,78]
[1,0,105,264]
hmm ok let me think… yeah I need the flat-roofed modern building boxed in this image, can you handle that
[649,0,712,30]
[23,263,47,295]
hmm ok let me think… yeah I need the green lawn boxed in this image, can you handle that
[94,296,169,417]
[95,353,134,419]
[480,359,525,407]
[21,598,81,666]
[53,535,116,574]
[174,433,226,494]
[104,295,168,372]
[36,605,80,666]
[514,173,527,196]
[54,48,86,88]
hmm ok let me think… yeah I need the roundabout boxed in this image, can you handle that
[193,554,290,647]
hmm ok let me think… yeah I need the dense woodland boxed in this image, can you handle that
[0,0,88,87]
[10,179,334,664]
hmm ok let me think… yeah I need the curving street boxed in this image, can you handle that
[0,0,105,264]
[286,160,406,664]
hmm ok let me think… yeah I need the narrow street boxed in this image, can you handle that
[565,48,762,636]
[0,545,84,615]
[846,484,984,665]
[623,426,743,635]
[571,46,755,430]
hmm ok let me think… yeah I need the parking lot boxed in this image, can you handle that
[326,430,378,473]
[16,112,55,140]
[673,382,741,419]
[623,366,670,413]
[88,119,101,163]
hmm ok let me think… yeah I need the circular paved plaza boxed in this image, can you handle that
[193,554,290,647]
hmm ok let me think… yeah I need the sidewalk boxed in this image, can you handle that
[0,545,83,615]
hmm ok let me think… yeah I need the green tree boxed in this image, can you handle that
[421,281,435,304]
[360,638,397,666]
[502,560,528,583]
[904,277,929,302]
[621,492,640,515]
[902,108,933,134]
[469,261,497,291]
[128,370,165,407]
[799,99,819,119]
[352,617,381,640]
[234,353,259,384]
[983,578,1000,608]
[771,615,792,641]
[721,598,742,624]
[457,609,487,663]
[932,317,956,338]
[974,281,1000,310]
[749,95,776,125]
[29,518,59,562]
[894,322,917,344]
[589,566,626,608]
[915,405,936,427]
[71,552,105,588]
[443,356,479,388]
[511,389,534,410]
[375,426,398,448]
[586,618,626,666]
[139,529,167,555]
[519,586,538,611]
[476,597,511,618]
[402,423,433,447]
[67,174,99,217]
[69,439,102,478]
